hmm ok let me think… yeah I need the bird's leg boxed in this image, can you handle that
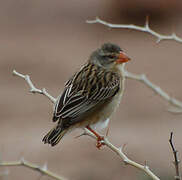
[86,125,105,149]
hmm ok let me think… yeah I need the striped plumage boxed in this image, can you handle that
[43,43,130,146]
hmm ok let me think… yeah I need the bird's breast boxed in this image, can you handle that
[89,76,125,130]
[100,77,125,119]
[78,64,126,130]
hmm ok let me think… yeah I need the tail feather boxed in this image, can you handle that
[43,126,68,146]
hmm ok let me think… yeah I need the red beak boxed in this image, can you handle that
[116,51,131,64]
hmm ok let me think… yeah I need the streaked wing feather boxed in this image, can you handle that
[53,63,120,126]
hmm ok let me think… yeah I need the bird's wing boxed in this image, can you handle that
[53,63,121,127]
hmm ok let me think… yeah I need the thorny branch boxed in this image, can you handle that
[13,70,160,180]
[0,158,66,180]
[13,70,56,103]
[124,71,182,112]
[169,132,181,180]
[86,16,182,43]
[82,129,160,180]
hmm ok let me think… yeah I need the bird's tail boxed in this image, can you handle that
[42,126,68,146]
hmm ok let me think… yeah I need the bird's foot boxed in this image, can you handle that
[86,125,105,149]
[96,136,105,149]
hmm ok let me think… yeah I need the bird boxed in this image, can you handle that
[43,43,130,148]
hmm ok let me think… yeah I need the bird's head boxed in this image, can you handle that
[89,43,131,69]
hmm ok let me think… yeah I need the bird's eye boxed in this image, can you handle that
[107,55,115,59]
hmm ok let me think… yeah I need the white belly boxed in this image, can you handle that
[90,118,110,130]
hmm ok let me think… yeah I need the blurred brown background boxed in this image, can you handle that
[1,0,182,179]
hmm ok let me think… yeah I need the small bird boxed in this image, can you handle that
[43,43,130,148]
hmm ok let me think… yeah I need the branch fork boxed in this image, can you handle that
[0,158,65,180]
[86,16,182,43]
[83,128,160,180]
[124,70,182,112]
[12,70,56,103]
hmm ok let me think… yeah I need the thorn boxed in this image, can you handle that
[106,126,110,137]
[145,15,150,29]
[123,159,128,165]
[172,32,177,38]
[42,88,46,93]
[30,89,34,93]
[123,143,127,151]
[42,163,48,171]
[25,75,29,80]
[140,74,146,81]
[144,160,147,166]
[12,70,16,75]
[144,161,149,169]
[145,165,149,170]
[118,143,127,152]
[118,146,123,152]
[156,38,161,43]
[20,157,25,163]
[74,132,86,139]
[171,24,176,37]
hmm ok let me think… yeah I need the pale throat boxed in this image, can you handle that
[114,63,126,77]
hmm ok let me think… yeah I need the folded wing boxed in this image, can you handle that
[53,63,121,128]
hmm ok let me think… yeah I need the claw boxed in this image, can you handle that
[86,125,105,149]
[96,136,105,149]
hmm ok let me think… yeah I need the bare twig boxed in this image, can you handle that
[169,132,181,180]
[124,70,182,112]
[86,17,182,43]
[0,158,66,180]
[83,129,160,180]
[9,71,64,179]
[13,70,56,103]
